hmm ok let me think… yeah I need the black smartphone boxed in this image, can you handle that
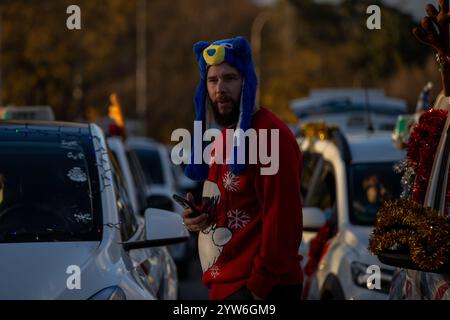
[172,194,202,218]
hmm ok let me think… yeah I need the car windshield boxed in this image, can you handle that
[349,162,402,226]
[0,129,102,243]
[134,148,165,185]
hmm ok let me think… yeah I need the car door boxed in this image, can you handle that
[416,119,450,299]
[109,153,165,298]
[304,158,338,230]
[300,153,338,263]
[302,157,338,299]
[390,117,450,300]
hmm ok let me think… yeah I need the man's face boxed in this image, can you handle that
[206,63,243,127]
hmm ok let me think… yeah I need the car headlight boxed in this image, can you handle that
[350,261,393,294]
[88,286,126,300]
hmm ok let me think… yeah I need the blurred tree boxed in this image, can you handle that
[142,0,260,141]
[0,0,435,142]
[0,0,260,143]
[260,0,430,117]
[0,0,136,121]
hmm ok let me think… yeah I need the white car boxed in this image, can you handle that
[299,125,404,299]
[0,121,188,299]
[290,88,407,133]
[107,136,179,299]
[127,137,180,212]
[107,137,148,217]
[127,137,190,274]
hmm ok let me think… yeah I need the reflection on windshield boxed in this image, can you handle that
[350,162,402,225]
[0,139,101,243]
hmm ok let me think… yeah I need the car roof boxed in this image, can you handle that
[0,120,92,141]
[0,120,89,129]
[127,136,166,150]
[290,88,406,117]
[344,131,405,163]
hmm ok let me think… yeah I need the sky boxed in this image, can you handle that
[375,0,426,21]
[254,0,427,21]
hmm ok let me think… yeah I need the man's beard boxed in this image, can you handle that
[210,98,240,128]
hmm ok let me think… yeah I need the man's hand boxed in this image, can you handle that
[182,192,210,232]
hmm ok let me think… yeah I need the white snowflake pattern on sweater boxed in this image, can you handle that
[227,209,251,230]
[209,265,221,278]
[222,171,240,192]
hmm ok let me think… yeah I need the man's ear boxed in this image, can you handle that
[193,41,211,62]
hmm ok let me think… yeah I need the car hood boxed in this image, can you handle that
[342,225,372,250]
[341,225,395,269]
[0,241,102,299]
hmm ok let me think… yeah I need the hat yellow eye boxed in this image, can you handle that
[203,45,225,66]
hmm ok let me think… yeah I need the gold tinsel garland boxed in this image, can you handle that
[369,199,450,271]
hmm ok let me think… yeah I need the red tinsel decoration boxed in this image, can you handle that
[406,109,448,204]
[304,222,333,277]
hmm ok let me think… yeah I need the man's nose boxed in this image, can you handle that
[216,79,226,93]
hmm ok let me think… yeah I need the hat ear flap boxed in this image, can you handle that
[186,40,212,182]
[193,81,206,121]
[193,41,210,62]
[185,163,210,181]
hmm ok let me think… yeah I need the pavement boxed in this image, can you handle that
[178,234,209,300]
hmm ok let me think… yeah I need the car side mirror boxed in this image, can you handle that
[123,208,189,251]
[303,207,326,232]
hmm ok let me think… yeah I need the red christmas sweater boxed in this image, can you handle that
[198,107,304,300]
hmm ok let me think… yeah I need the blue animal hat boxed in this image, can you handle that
[184,36,258,181]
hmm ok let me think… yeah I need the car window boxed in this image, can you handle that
[109,150,139,241]
[301,152,321,200]
[349,162,401,226]
[0,132,102,243]
[126,150,149,214]
[304,159,337,220]
[170,162,179,188]
[134,147,165,185]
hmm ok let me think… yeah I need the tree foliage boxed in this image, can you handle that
[0,0,434,142]
[0,0,259,141]
[261,0,431,120]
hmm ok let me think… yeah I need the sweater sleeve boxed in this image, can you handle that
[246,133,303,299]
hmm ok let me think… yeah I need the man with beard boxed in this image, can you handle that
[183,37,303,301]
